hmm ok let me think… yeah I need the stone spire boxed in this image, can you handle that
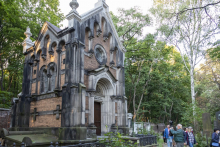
[66,0,81,24]
[69,0,79,14]
[22,27,34,54]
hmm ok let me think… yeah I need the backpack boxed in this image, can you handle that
[169,130,173,136]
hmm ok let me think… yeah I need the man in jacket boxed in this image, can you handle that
[171,124,185,147]
[164,125,173,147]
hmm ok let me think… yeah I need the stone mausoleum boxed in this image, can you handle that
[1,0,128,146]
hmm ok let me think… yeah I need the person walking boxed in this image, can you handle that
[185,128,197,147]
[164,125,173,147]
[211,129,220,147]
[170,124,185,147]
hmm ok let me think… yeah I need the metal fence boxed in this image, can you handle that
[135,134,157,146]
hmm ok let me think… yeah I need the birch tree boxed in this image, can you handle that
[150,0,220,106]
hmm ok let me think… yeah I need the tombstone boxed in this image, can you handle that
[134,122,143,134]
[0,108,11,131]
[143,122,151,132]
[127,113,133,135]
[214,120,218,129]
[215,111,220,129]
[158,123,166,133]
[151,124,158,133]
[202,113,213,146]
[3,0,128,146]
[127,113,133,128]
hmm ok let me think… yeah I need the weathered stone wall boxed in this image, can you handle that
[29,97,62,127]
[0,109,11,130]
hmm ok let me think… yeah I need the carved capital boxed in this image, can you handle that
[41,54,47,60]
[47,74,52,78]
[56,49,62,54]
[88,36,94,40]
[96,29,102,37]
[48,50,54,56]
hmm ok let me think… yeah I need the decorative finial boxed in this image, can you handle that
[24,26,32,39]
[22,27,34,53]
[69,0,79,13]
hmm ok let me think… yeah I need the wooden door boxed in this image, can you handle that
[94,102,101,135]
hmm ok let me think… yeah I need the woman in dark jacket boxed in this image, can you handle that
[185,128,197,147]
[211,129,220,147]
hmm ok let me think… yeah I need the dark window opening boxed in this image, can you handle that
[63,59,66,64]
[34,70,36,74]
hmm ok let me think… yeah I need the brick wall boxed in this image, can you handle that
[84,24,117,80]
[0,109,11,130]
[29,97,62,128]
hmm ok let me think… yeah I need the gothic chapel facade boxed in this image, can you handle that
[10,0,128,141]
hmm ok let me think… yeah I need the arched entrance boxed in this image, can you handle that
[94,78,114,135]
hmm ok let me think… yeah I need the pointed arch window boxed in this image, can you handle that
[48,63,57,92]
[40,69,48,94]
[42,35,50,60]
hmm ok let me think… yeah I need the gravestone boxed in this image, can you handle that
[202,113,213,146]
[127,113,133,128]
[127,113,133,135]
[202,113,212,136]
[215,111,220,129]
[143,122,151,132]
[158,123,165,133]
[134,122,143,134]
[151,124,158,133]
[0,108,11,131]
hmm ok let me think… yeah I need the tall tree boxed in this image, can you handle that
[150,0,220,108]
[111,7,152,121]
[0,0,64,108]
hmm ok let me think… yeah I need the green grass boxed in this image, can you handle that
[158,139,164,147]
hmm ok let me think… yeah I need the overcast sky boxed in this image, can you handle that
[59,0,155,33]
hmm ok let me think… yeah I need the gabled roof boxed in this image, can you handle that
[46,21,62,33]
[66,0,126,53]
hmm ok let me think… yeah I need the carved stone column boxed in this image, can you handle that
[35,59,40,95]
[89,92,95,125]
[55,49,62,90]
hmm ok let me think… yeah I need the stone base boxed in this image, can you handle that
[110,125,129,136]
[9,127,87,140]
[3,127,96,147]
[87,124,97,139]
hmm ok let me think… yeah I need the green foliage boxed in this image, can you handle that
[110,7,151,48]
[181,102,205,131]
[111,7,191,124]
[99,127,137,147]
[0,91,13,108]
[138,127,161,142]
[195,133,211,147]
[0,0,64,103]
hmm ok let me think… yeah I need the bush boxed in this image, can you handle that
[99,126,138,147]
[194,132,211,147]
[0,91,13,108]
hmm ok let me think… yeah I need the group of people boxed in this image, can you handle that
[163,124,197,147]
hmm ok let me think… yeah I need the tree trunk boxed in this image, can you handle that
[190,61,195,108]
[1,63,4,91]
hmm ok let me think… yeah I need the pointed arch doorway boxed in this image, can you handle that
[94,78,114,136]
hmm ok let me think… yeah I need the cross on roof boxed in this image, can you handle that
[32,108,39,121]
[53,105,61,120]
